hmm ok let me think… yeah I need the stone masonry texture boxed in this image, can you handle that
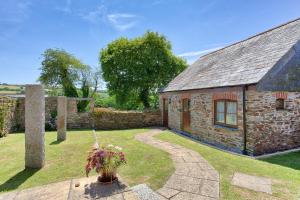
[246,89,300,155]
[5,97,162,133]
[160,87,245,153]
[160,85,300,155]
[25,84,45,168]
[57,96,67,141]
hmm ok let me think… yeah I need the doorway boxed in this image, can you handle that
[182,98,191,132]
[163,99,168,127]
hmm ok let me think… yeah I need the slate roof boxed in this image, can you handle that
[163,18,300,92]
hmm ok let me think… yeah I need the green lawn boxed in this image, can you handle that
[0,129,174,194]
[156,130,300,200]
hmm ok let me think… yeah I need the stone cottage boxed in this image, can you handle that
[160,18,300,156]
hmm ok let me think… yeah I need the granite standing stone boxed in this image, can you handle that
[57,96,67,141]
[25,84,45,168]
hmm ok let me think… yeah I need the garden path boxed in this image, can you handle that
[135,128,220,200]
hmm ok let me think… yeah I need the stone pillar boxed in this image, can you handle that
[57,96,67,141]
[25,84,45,168]
[90,98,95,112]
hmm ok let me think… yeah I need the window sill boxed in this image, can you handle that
[214,124,239,131]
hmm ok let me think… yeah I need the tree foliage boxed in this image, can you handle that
[100,31,187,108]
[39,48,85,97]
[39,48,102,111]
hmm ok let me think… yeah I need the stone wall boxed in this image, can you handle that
[92,108,162,130]
[11,98,25,132]
[160,87,245,153]
[67,112,91,129]
[160,86,300,155]
[10,97,58,132]
[6,96,161,132]
[0,96,17,137]
[246,88,300,155]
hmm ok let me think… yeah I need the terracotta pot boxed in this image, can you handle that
[97,169,117,184]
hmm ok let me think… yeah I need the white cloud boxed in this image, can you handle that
[56,0,72,14]
[79,5,107,24]
[107,13,139,31]
[78,5,139,31]
[178,47,223,64]
[0,1,31,23]
[0,0,32,41]
[178,47,222,57]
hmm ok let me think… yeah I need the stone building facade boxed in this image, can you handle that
[160,18,300,156]
[160,86,300,155]
[246,89,300,155]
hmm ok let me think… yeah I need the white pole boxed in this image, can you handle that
[93,130,99,149]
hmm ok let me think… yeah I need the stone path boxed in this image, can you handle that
[135,128,220,200]
[232,172,272,194]
[0,176,141,200]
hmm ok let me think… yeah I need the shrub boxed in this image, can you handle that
[45,110,57,131]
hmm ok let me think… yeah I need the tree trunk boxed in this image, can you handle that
[139,89,150,108]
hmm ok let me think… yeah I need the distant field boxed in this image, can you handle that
[0,91,20,94]
[0,85,24,95]
[0,85,23,90]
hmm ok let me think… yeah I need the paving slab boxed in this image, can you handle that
[69,175,130,199]
[135,128,220,200]
[0,180,71,200]
[171,192,215,200]
[0,176,134,200]
[157,187,180,199]
[231,172,272,194]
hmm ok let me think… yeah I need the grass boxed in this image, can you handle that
[0,129,174,194]
[156,130,300,200]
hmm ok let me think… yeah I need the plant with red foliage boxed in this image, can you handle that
[85,144,126,182]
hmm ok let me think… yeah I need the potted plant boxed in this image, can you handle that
[85,144,126,184]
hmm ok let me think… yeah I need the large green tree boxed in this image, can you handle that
[39,48,101,110]
[39,48,85,97]
[100,31,187,108]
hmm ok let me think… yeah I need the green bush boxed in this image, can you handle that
[94,92,158,111]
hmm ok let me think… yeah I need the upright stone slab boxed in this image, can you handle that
[90,98,95,112]
[25,85,45,168]
[57,96,67,141]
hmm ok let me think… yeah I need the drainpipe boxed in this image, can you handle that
[242,85,248,155]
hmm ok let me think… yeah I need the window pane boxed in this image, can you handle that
[227,102,237,114]
[226,114,237,125]
[217,113,225,123]
[217,101,225,112]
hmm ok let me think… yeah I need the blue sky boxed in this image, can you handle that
[0,0,299,85]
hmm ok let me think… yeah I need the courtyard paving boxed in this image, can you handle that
[135,128,220,200]
[0,176,141,200]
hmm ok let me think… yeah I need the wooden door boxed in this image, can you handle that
[163,99,168,127]
[182,98,191,132]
